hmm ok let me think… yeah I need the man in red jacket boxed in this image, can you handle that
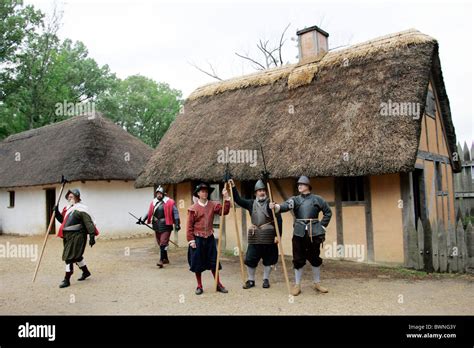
[187,182,230,295]
[138,186,180,267]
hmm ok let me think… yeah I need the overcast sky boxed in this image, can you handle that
[27,0,473,145]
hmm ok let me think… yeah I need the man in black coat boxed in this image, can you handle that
[271,176,332,296]
[54,189,97,288]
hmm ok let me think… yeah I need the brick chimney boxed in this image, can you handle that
[297,25,329,62]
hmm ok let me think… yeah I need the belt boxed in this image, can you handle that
[295,218,319,243]
[249,221,274,236]
[63,224,81,232]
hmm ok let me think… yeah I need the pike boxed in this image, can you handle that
[225,164,246,286]
[128,212,179,248]
[32,175,68,283]
[259,144,291,295]
[214,181,228,292]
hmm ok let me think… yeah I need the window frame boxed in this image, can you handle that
[341,176,365,203]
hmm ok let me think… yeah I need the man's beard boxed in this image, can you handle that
[257,195,267,202]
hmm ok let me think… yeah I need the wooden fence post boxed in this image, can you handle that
[447,223,458,273]
[431,220,439,272]
[406,217,418,269]
[416,218,424,270]
[438,220,448,273]
[456,219,467,272]
[454,141,473,215]
[466,222,473,269]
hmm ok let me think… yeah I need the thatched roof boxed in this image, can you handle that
[135,29,461,188]
[0,113,153,188]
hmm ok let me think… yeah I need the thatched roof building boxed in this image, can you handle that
[135,29,460,188]
[0,113,152,188]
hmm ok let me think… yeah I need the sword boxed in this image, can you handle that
[128,212,179,247]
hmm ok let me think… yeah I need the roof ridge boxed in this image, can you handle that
[2,113,106,143]
[188,28,436,101]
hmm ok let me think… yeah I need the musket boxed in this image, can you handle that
[259,144,291,295]
[128,212,179,247]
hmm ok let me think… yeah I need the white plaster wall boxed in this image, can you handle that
[0,187,46,236]
[0,181,154,238]
[68,181,154,239]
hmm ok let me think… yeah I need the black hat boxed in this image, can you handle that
[297,176,312,190]
[193,182,215,198]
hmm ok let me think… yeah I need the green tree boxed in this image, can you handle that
[0,3,116,138]
[0,0,43,137]
[0,1,179,146]
[0,0,43,65]
[97,75,182,148]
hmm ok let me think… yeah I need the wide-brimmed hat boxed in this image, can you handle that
[193,182,215,198]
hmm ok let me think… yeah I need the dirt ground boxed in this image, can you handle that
[0,234,473,315]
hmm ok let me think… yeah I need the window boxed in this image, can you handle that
[435,161,443,192]
[425,89,437,118]
[8,191,15,208]
[341,177,365,202]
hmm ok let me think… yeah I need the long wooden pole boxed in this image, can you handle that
[214,183,227,291]
[32,180,67,283]
[228,181,246,285]
[266,181,291,295]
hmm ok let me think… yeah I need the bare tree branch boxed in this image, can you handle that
[278,23,291,65]
[188,61,223,80]
[234,52,266,70]
[257,39,278,68]
[192,22,291,80]
[235,23,291,71]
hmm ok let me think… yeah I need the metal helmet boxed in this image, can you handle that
[65,188,81,199]
[155,185,166,195]
[297,176,312,190]
[254,179,266,192]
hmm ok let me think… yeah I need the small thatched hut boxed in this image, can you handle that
[0,113,154,238]
[136,27,461,265]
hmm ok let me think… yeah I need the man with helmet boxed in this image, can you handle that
[54,188,99,288]
[138,185,181,268]
[228,178,282,289]
[270,176,332,296]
